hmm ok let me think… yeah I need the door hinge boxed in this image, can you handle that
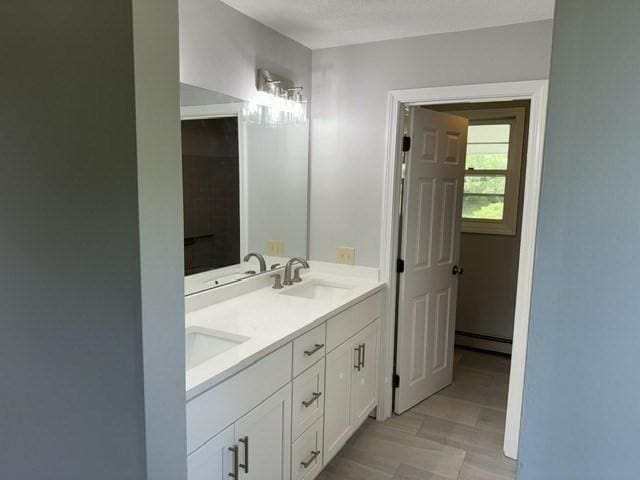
[396,258,405,273]
[402,135,411,152]
[392,374,400,388]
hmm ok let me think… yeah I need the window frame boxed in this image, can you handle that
[455,107,526,236]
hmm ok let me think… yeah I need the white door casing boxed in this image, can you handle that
[379,81,549,459]
[394,108,468,414]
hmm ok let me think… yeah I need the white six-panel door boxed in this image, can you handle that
[394,108,468,414]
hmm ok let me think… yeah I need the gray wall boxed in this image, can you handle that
[0,1,146,478]
[0,1,185,478]
[310,21,553,267]
[518,1,640,478]
[457,232,522,340]
[179,0,312,102]
[133,0,187,478]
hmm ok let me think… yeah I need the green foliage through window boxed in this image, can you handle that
[464,175,506,195]
[462,195,504,220]
[465,145,508,170]
[462,123,510,221]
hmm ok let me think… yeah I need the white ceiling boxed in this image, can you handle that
[219,0,555,49]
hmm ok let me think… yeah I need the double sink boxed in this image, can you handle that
[185,279,355,371]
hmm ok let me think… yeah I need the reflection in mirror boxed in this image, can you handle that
[180,83,309,295]
[182,116,240,274]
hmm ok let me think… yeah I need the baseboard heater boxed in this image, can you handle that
[455,330,512,355]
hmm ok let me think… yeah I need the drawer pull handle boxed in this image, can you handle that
[304,343,324,356]
[301,450,321,469]
[360,342,366,368]
[354,345,362,371]
[238,436,249,473]
[228,445,239,479]
[302,391,322,408]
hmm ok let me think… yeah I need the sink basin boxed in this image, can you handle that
[280,280,354,301]
[185,326,249,370]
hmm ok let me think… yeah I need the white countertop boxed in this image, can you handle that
[185,263,385,400]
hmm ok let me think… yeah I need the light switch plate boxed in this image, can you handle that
[268,240,284,257]
[336,246,355,265]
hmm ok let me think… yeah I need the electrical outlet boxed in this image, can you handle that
[267,240,284,257]
[337,246,355,265]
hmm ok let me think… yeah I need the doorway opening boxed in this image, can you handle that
[378,81,549,461]
[429,100,530,356]
[389,101,530,477]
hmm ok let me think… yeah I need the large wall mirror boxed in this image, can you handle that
[180,83,309,295]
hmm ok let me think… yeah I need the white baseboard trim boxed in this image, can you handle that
[455,334,512,355]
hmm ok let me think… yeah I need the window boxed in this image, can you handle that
[459,108,526,235]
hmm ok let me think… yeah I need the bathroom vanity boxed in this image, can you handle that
[185,263,384,480]
[180,82,385,479]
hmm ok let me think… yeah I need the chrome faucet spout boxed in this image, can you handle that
[243,252,267,272]
[283,257,309,286]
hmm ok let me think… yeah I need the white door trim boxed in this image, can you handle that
[180,103,249,257]
[377,80,549,460]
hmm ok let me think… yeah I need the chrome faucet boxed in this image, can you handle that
[243,252,267,272]
[283,257,309,286]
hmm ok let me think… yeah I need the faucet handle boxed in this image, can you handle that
[293,267,303,283]
[270,273,283,290]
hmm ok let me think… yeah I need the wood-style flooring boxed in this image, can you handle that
[318,347,516,480]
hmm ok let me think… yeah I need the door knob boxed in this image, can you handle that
[452,265,464,275]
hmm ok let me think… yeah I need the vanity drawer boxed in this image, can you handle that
[291,417,324,480]
[326,292,382,351]
[293,324,326,377]
[186,343,292,454]
[292,360,325,440]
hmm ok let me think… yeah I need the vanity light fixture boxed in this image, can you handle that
[248,69,307,125]
[256,69,304,101]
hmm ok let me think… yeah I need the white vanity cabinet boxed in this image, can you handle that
[234,385,292,480]
[186,290,382,480]
[350,321,379,426]
[187,344,292,480]
[187,425,234,480]
[188,385,291,480]
[323,296,380,465]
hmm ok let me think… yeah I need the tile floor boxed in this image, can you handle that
[318,347,516,480]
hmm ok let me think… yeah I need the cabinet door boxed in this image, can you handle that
[351,320,379,427]
[323,337,358,465]
[234,384,292,480]
[188,425,234,480]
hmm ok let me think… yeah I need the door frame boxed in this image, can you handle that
[377,80,549,460]
[180,103,248,257]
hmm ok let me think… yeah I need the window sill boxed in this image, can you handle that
[461,220,516,236]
